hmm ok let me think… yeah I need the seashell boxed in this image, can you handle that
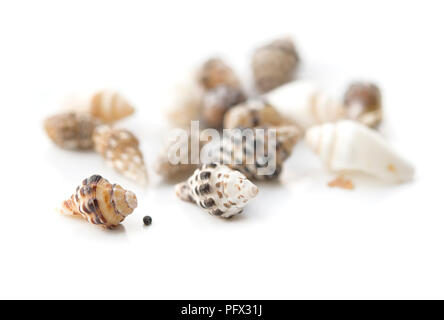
[44,112,100,150]
[90,90,135,123]
[223,99,288,129]
[175,163,258,218]
[252,37,300,93]
[215,126,300,180]
[305,120,415,183]
[93,125,148,185]
[265,80,345,130]
[198,58,241,90]
[202,85,246,129]
[344,82,382,128]
[60,175,137,229]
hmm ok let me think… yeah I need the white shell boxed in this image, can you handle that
[265,80,345,130]
[305,120,415,183]
[175,163,258,218]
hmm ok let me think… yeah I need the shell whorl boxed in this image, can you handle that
[60,175,137,228]
[93,125,148,186]
[175,163,258,218]
[90,90,135,123]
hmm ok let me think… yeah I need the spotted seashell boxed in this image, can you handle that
[175,163,258,218]
[223,99,287,129]
[60,175,137,229]
[217,126,300,180]
[93,125,148,186]
[202,85,246,128]
[252,37,300,93]
[90,90,135,123]
[44,112,100,150]
[344,82,382,128]
[199,58,241,90]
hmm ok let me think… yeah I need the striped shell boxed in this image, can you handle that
[44,112,99,150]
[175,163,258,218]
[93,125,148,186]
[60,175,137,229]
[199,58,241,90]
[216,126,300,180]
[344,82,382,128]
[90,90,135,123]
[252,37,300,93]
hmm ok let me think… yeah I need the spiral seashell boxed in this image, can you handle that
[175,163,258,218]
[344,82,382,128]
[90,90,135,123]
[44,112,100,150]
[252,37,300,93]
[305,120,415,183]
[199,58,241,90]
[202,85,246,128]
[211,126,300,180]
[60,175,137,229]
[93,125,148,185]
[223,99,287,129]
[265,80,346,130]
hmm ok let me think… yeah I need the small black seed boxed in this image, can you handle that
[143,216,152,226]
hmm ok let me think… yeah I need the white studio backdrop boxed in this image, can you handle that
[0,0,443,299]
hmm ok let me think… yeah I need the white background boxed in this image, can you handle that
[0,0,443,299]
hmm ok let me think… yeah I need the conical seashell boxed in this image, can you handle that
[175,163,258,218]
[93,125,148,185]
[252,37,300,93]
[44,112,100,150]
[214,126,300,180]
[265,80,345,130]
[305,120,414,183]
[223,99,288,129]
[202,85,246,128]
[199,58,241,90]
[60,175,137,229]
[90,90,135,123]
[344,82,382,128]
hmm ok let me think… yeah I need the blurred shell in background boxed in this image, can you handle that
[198,58,241,90]
[93,125,148,186]
[90,90,135,123]
[175,163,258,218]
[44,112,100,150]
[60,175,137,229]
[252,37,300,93]
[343,82,382,128]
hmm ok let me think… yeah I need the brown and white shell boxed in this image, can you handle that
[252,37,300,93]
[223,99,287,129]
[202,85,246,128]
[175,163,258,218]
[216,126,300,180]
[44,112,100,150]
[198,58,241,90]
[343,82,382,128]
[60,175,137,229]
[90,90,135,123]
[93,125,148,186]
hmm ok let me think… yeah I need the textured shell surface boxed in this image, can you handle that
[211,126,300,180]
[90,90,135,123]
[305,120,415,183]
[93,125,148,185]
[223,99,287,129]
[60,175,137,229]
[252,37,300,93]
[175,163,258,218]
[344,82,382,128]
[202,85,246,128]
[265,80,345,130]
[44,112,99,150]
[199,58,241,90]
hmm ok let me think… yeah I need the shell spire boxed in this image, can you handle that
[93,125,148,186]
[60,175,137,229]
[305,120,415,183]
[175,163,258,218]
